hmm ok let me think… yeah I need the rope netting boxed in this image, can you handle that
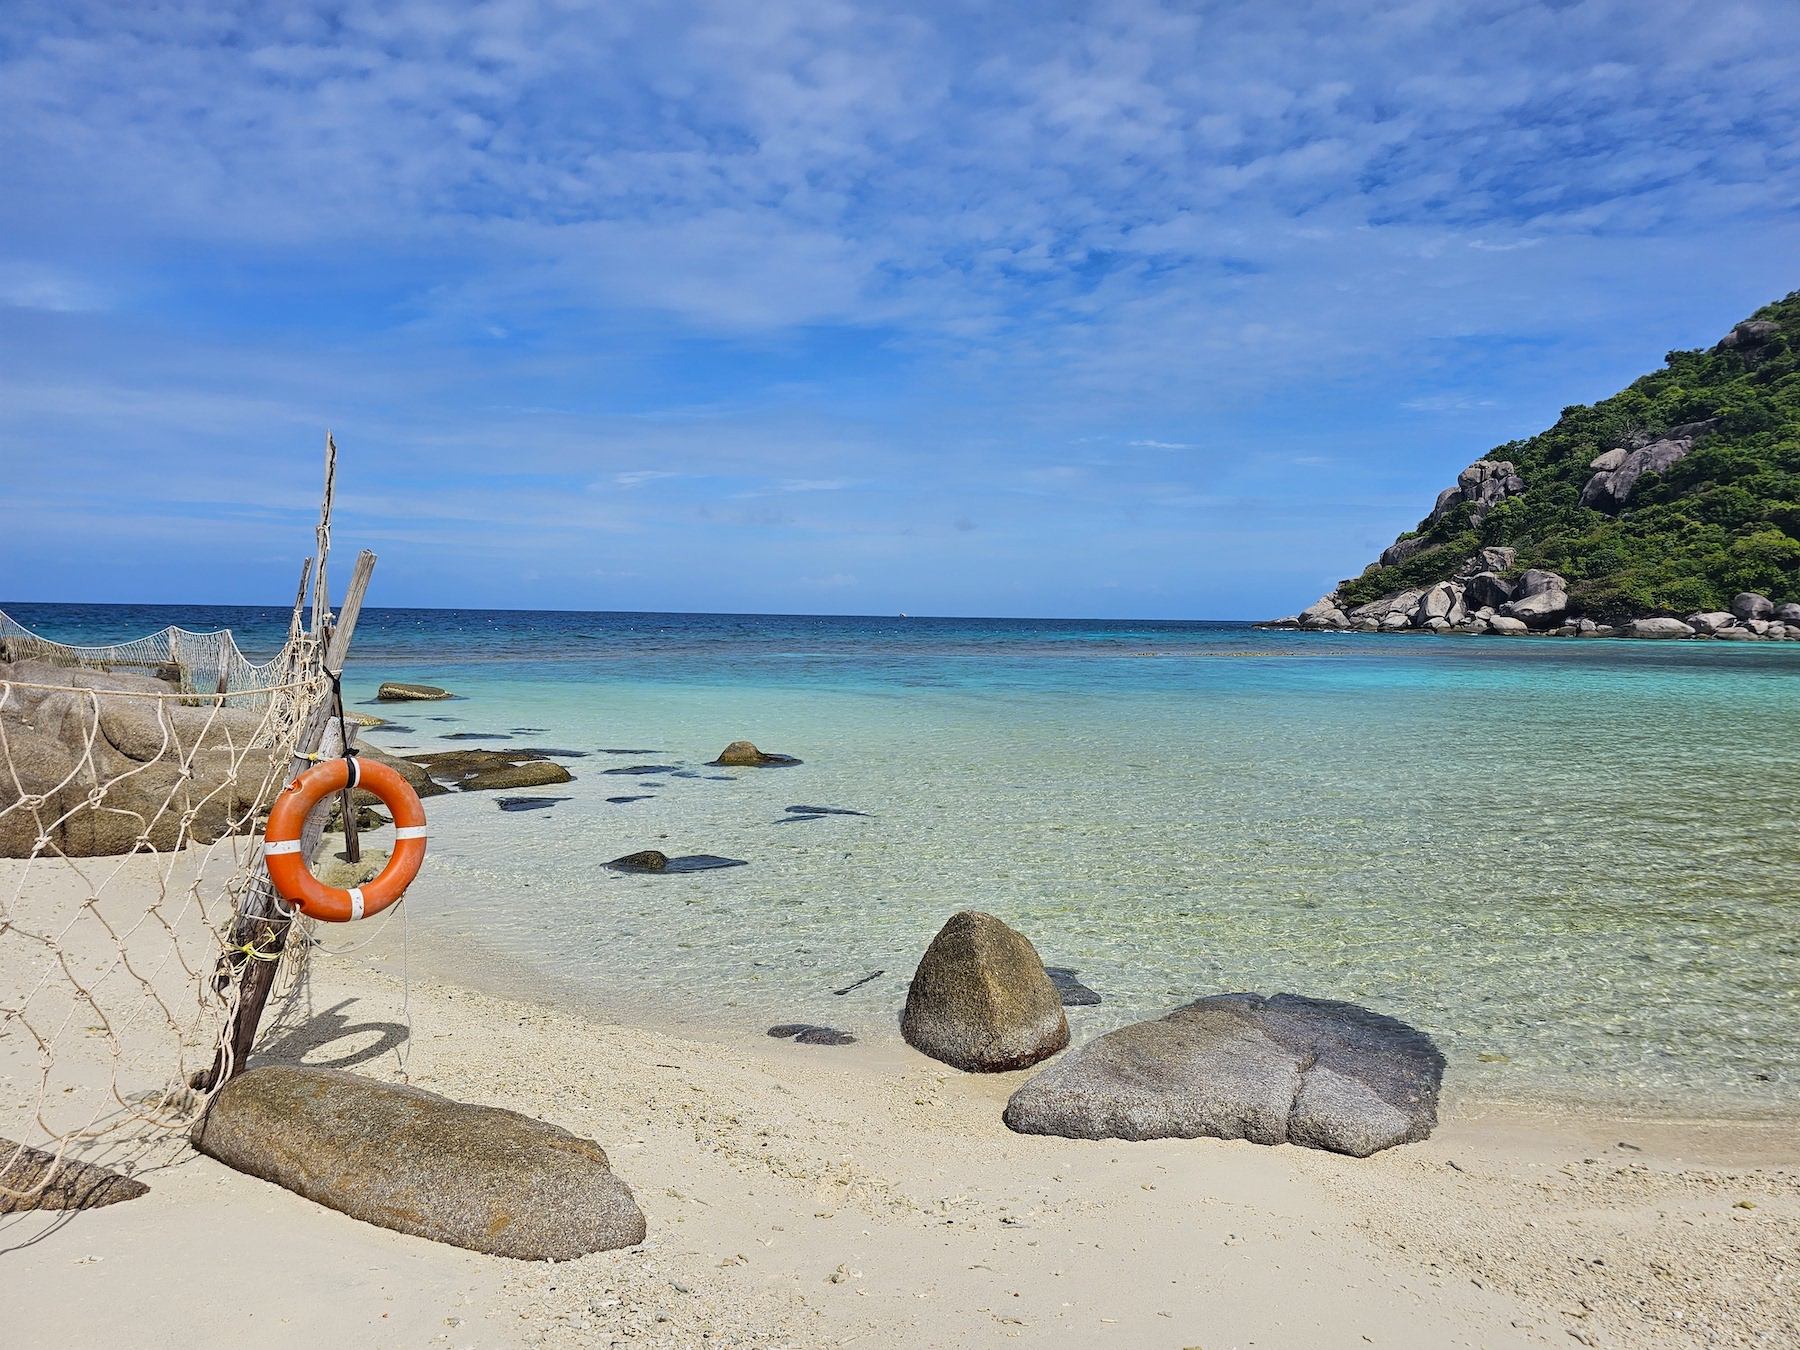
[0,612,331,1208]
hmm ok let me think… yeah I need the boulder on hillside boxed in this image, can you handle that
[1461,572,1515,610]
[1454,546,1516,578]
[1516,569,1565,597]
[1627,618,1695,639]
[1423,460,1524,528]
[1715,319,1783,361]
[902,911,1069,1073]
[192,1066,646,1259]
[1002,993,1444,1158]
[1579,420,1718,513]
[377,682,453,702]
[1379,535,1435,569]
[709,740,802,767]
[1732,592,1774,621]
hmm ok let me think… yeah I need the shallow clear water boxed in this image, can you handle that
[10,603,1799,1115]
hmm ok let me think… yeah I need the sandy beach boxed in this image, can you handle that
[6,902,1795,1350]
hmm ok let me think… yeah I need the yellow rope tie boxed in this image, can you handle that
[231,939,284,963]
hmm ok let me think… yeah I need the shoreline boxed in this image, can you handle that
[367,900,1800,1131]
[9,923,1798,1348]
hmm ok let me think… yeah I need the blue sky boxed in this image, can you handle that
[2,1,1797,619]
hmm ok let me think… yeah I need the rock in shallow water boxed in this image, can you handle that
[902,911,1069,1073]
[1043,966,1102,1007]
[766,1024,857,1046]
[606,850,747,873]
[496,796,571,812]
[192,1066,644,1259]
[709,740,802,767]
[376,682,453,702]
[1002,992,1443,1157]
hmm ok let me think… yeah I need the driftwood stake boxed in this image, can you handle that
[193,549,377,1091]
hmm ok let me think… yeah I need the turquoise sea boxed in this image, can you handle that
[10,603,1799,1117]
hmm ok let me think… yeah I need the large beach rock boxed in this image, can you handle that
[1627,617,1695,639]
[1776,603,1800,626]
[902,911,1069,1073]
[1499,586,1568,628]
[377,682,453,702]
[1002,993,1443,1158]
[405,749,571,792]
[1486,615,1529,635]
[1,1138,149,1212]
[192,1066,646,1259]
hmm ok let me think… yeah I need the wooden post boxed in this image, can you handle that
[192,550,377,1091]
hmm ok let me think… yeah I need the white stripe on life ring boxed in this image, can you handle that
[348,888,365,921]
[393,825,428,840]
[346,757,360,789]
[263,839,303,856]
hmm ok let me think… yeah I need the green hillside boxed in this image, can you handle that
[1338,290,1800,622]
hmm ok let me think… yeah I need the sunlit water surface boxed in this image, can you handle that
[13,603,1799,1116]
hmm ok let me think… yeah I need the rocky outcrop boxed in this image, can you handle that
[192,1066,645,1259]
[1578,420,1718,513]
[1,1138,149,1211]
[1002,993,1443,1158]
[376,682,452,702]
[902,911,1069,1073]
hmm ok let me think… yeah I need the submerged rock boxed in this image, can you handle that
[496,796,572,812]
[191,1066,645,1259]
[1002,993,1444,1158]
[405,748,571,793]
[1043,966,1102,1007]
[606,850,747,873]
[1,1138,149,1212]
[709,740,802,767]
[767,1024,857,1046]
[902,911,1069,1073]
[376,682,453,702]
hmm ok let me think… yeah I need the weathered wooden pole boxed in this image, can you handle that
[193,549,377,1091]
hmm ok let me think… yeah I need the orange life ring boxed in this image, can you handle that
[263,757,426,922]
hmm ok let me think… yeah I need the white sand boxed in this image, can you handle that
[7,911,1797,1350]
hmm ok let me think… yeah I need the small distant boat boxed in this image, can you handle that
[899,612,908,617]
